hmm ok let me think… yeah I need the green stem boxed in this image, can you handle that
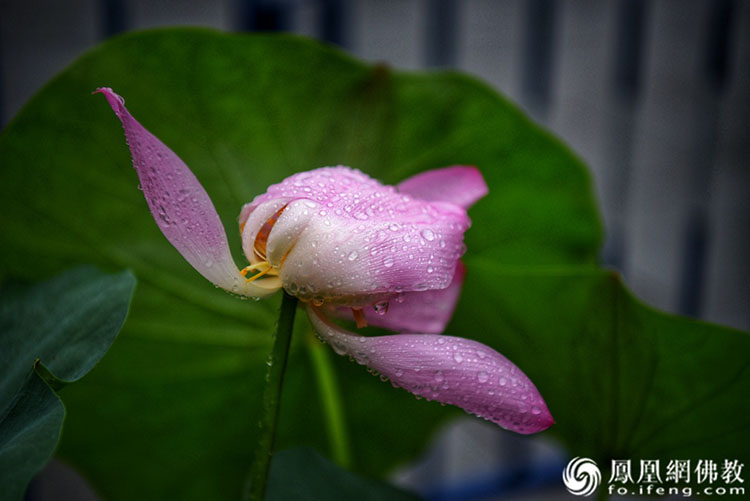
[247,291,298,501]
[305,329,353,468]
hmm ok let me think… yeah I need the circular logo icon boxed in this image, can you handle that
[563,457,601,497]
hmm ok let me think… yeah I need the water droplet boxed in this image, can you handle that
[427,266,434,273]
[499,377,507,386]
[374,301,389,315]
[453,352,464,363]
[383,256,394,268]
[477,371,488,383]
[421,229,435,241]
[347,250,358,261]
[531,406,542,415]
[437,337,446,345]
[331,340,347,356]
[434,371,444,383]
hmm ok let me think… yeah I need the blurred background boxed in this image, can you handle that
[2,0,747,499]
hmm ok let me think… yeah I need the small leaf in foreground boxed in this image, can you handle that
[0,266,135,500]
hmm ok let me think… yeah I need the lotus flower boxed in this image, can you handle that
[95,87,553,434]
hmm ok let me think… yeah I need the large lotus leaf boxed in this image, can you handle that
[0,29,600,499]
[0,267,135,500]
[455,258,750,475]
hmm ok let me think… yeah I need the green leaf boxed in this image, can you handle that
[267,447,420,501]
[0,375,63,501]
[0,29,600,499]
[455,259,750,470]
[0,267,135,501]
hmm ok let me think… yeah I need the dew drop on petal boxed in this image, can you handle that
[453,352,464,363]
[331,341,347,356]
[477,371,488,383]
[347,250,358,261]
[374,301,389,315]
[421,229,435,241]
[383,256,394,268]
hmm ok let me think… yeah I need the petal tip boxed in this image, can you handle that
[518,405,554,434]
[397,165,489,209]
[93,87,126,116]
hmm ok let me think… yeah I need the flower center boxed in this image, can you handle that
[240,203,289,282]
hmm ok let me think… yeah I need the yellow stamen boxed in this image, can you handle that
[240,262,276,282]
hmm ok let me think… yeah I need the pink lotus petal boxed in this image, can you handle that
[398,166,488,209]
[333,262,466,334]
[239,167,473,304]
[307,306,554,434]
[95,87,280,298]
